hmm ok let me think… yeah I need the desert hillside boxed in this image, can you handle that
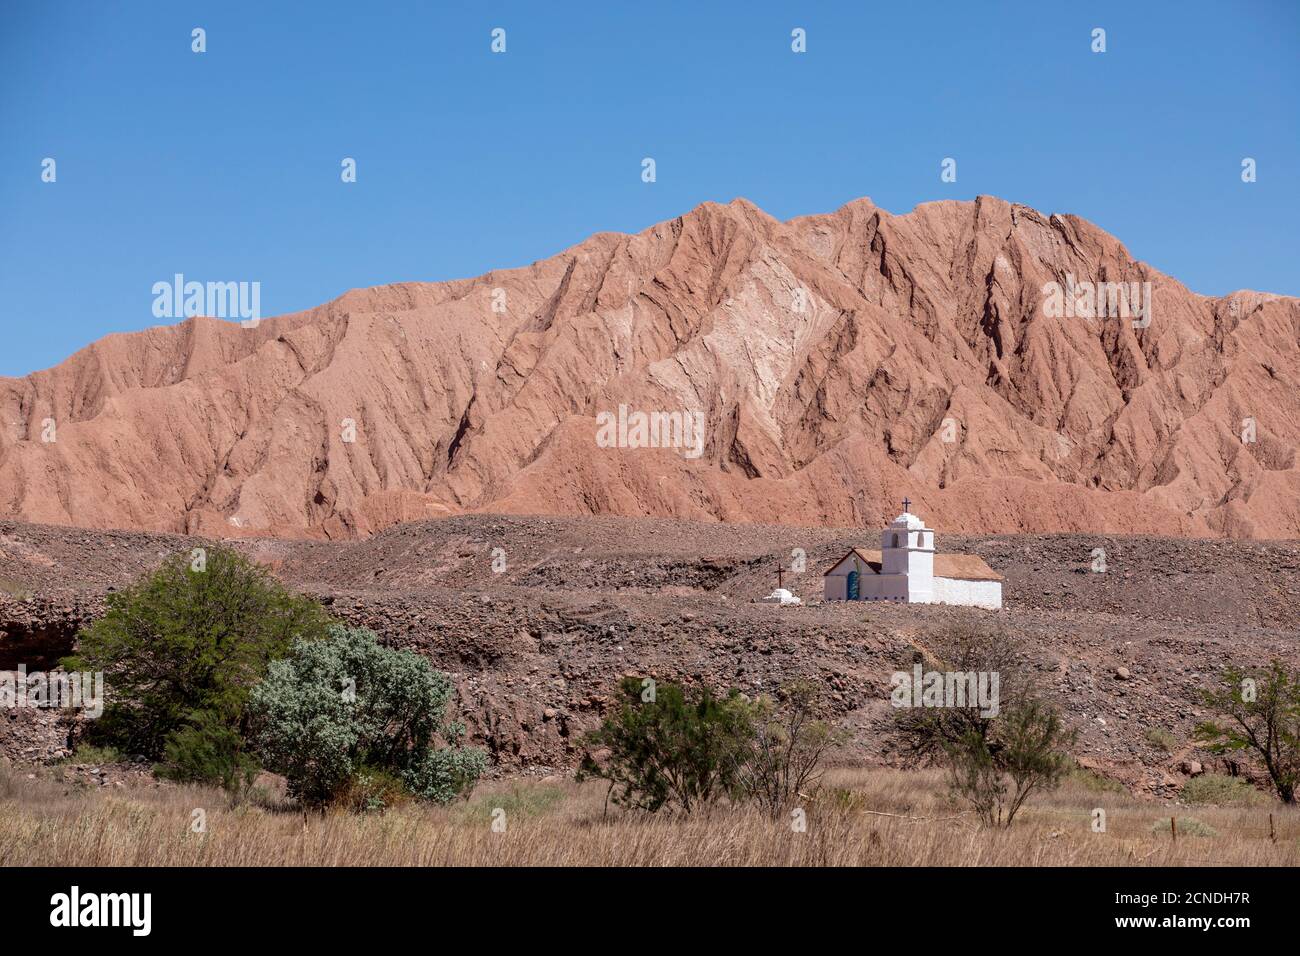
[2,515,1297,794]
[1,196,1297,539]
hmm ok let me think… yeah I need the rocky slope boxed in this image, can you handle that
[2,516,1297,794]
[2,196,1297,538]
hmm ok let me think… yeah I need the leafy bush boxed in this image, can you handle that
[893,622,1034,761]
[403,745,491,805]
[894,623,1077,828]
[59,743,123,766]
[247,626,486,808]
[155,711,258,798]
[1145,727,1178,752]
[1180,773,1268,807]
[337,766,413,813]
[1198,660,1300,804]
[947,698,1076,828]
[63,545,331,766]
[737,680,849,818]
[577,677,757,813]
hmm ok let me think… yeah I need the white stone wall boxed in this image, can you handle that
[931,577,1002,610]
[824,566,1002,609]
[860,573,908,601]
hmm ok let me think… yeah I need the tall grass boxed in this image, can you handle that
[1,764,1296,866]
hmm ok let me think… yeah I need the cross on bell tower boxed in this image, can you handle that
[902,496,911,514]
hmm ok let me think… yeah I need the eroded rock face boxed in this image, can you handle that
[1,196,1297,539]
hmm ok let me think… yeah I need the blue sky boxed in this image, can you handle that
[1,0,1296,376]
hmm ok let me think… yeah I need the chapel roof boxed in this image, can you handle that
[823,548,1003,582]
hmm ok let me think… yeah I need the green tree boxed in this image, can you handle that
[893,621,1033,760]
[893,622,1076,828]
[64,545,331,768]
[945,697,1076,828]
[577,677,756,814]
[157,710,259,799]
[737,680,849,819]
[246,626,486,808]
[1197,660,1300,804]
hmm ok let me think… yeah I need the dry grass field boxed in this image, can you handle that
[3,763,1296,867]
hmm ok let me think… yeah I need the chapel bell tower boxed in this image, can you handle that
[880,498,935,599]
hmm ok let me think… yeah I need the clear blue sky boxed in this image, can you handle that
[2,0,1296,376]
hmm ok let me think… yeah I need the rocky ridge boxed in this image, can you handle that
[2,196,1297,539]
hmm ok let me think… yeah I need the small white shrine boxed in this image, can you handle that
[823,500,1003,609]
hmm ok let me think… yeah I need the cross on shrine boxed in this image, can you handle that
[902,496,912,513]
[777,562,784,590]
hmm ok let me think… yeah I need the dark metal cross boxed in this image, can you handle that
[777,563,784,590]
[902,496,911,513]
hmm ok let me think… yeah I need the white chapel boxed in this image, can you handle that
[823,501,1003,610]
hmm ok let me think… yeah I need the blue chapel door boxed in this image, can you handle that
[847,569,859,601]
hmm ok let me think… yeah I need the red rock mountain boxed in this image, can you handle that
[2,196,1297,539]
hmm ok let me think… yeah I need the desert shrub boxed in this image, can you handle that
[403,745,490,805]
[946,699,1076,829]
[737,679,849,818]
[894,623,1077,827]
[63,545,331,765]
[155,711,258,799]
[1145,727,1178,752]
[1180,773,1269,808]
[815,786,873,815]
[337,766,413,813]
[460,783,565,824]
[577,677,757,813]
[893,621,1034,760]
[247,625,486,809]
[59,743,123,766]
[1152,816,1217,838]
[0,577,33,601]
[1197,660,1300,804]
[1067,766,1125,794]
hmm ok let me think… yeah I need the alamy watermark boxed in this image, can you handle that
[1041,274,1151,328]
[595,403,704,459]
[890,664,1000,718]
[1,664,104,718]
[152,273,261,328]
[50,886,150,936]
